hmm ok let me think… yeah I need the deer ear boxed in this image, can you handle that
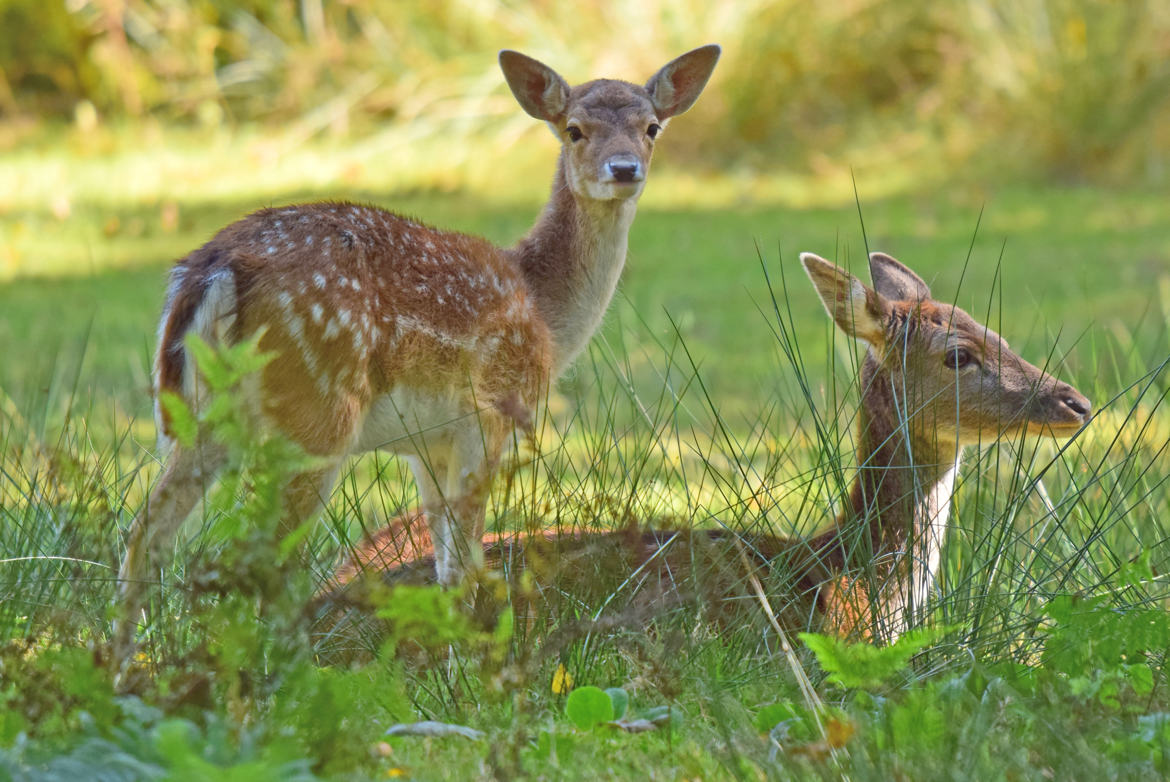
[645,44,721,119]
[802,252,890,347]
[868,252,931,302]
[499,50,571,121]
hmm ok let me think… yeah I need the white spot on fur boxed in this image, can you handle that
[310,303,324,323]
[395,314,476,350]
[285,310,306,343]
[313,273,326,290]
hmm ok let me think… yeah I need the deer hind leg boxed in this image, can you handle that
[115,441,227,664]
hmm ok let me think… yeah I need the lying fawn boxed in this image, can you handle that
[115,46,722,661]
[317,252,1092,645]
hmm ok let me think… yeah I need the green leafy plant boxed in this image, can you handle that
[799,628,949,691]
[604,687,629,721]
[565,686,614,731]
[1040,592,1170,711]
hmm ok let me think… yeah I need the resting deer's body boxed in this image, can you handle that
[115,46,721,664]
[320,252,1092,644]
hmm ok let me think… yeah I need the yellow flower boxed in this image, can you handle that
[551,663,573,694]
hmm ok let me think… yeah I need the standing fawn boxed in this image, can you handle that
[318,252,1092,646]
[115,46,722,663]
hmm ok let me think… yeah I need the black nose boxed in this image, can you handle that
[607,159,642,183]
[1062,394,1091,418]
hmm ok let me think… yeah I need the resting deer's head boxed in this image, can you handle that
[802,251,1092,448]
[499,45,720,203]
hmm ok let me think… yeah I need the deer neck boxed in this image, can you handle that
[506,154,638,374]
[817,353,964,596]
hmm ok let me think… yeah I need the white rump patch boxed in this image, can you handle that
[155,268,238,449]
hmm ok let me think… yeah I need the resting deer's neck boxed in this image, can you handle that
[507,153,637,374]
[813,353,963,626]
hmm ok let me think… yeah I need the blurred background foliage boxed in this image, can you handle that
[4,0,1169,185]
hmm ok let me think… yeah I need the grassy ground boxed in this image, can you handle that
[2,130,1170,779]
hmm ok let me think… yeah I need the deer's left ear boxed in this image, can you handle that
[802,252,890,347]
[645,44,721,119]
[868,252,931,302]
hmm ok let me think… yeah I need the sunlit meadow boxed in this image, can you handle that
[3,1,1170,778]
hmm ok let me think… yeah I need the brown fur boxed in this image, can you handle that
[316,252,1092,648]
[154,205,550,454]
[115,47,722,670]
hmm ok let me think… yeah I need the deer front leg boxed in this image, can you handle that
[406,453,460,587]
[820,565,916,644]
[408,418,507,587]
[819,575,876,641]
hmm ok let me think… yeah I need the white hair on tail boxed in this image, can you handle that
[153,268,237,452]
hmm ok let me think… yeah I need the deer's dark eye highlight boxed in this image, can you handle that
[647,123,662,139]
[566,126,584,142]
[943,348,975,370]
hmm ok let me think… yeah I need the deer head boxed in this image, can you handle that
[499,46,720,203]
[802,251,1092,451]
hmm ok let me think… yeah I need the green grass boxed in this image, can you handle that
[2,133,1170,778]
[5,172,1169,417]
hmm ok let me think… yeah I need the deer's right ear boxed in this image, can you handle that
[801,252,889,347]
[499,50,571,121]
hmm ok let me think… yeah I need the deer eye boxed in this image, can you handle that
[566,126,584,142]
[646,123,662,140]
[943,348,975,370]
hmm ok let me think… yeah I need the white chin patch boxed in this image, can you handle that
[586,180,644,201]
